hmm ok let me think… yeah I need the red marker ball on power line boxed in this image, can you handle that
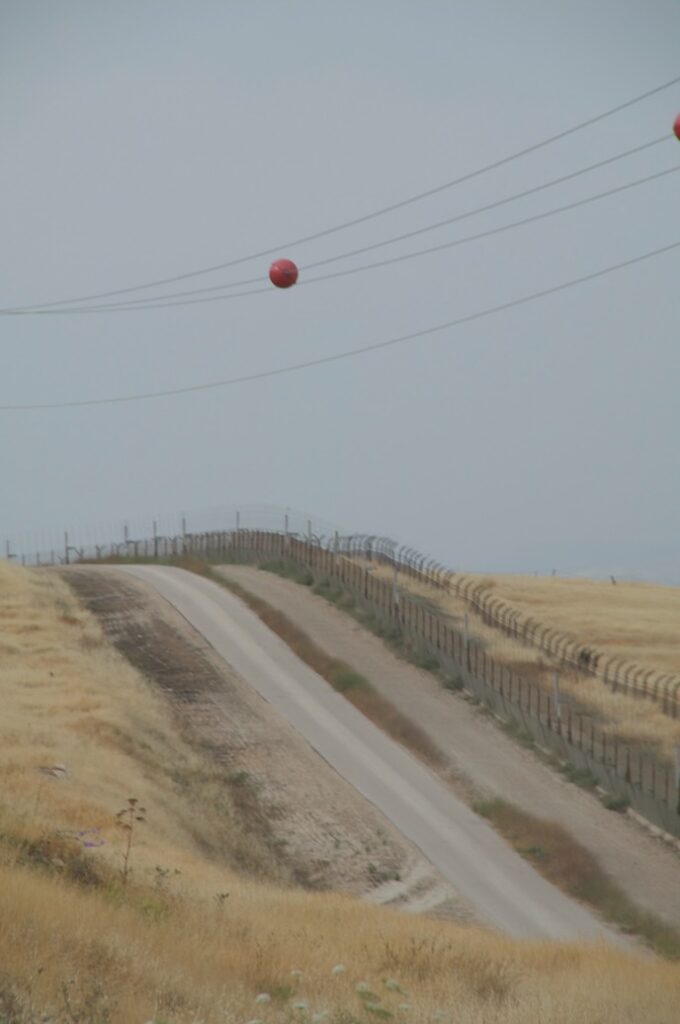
[674,114,680,141]
[269,258,299,288]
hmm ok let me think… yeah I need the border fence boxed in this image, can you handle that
[231,530,680,836]
[9,518,680,837]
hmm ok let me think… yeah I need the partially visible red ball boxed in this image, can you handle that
[269,258,299,288]
[674,114,680,141]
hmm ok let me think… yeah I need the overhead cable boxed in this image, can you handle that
[2,237,677,411]
[9,161,678,315]
[4,73,679,312]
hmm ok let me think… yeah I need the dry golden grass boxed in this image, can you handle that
[0,561,285,885]
[364,564,680,756]
[460,572,680,672]
[4,851,680,1024]
[2,559,680,1023]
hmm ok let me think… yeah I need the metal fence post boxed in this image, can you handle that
[553,670,562,726]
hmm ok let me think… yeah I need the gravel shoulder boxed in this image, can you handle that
[216,564,680,930]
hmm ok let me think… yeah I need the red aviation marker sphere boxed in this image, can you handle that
[674,114,680,141]
[269,258,299,288]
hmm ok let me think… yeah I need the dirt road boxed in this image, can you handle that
[115,563,630,945]
[216,564,680,931]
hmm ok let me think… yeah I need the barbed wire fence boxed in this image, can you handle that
[5,511,680,834]
[6,508,680,718]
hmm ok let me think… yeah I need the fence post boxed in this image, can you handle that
[464,613,470,672]
[553,670,562,727]
[64,531,70,566]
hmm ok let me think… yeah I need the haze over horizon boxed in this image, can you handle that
[2,2,679,583]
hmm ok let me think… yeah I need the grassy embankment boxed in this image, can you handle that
[4,559,680,1021]
[461,572,680,676]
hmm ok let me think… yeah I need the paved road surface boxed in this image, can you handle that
[118,564,629,946]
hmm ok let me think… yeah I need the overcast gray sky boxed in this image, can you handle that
[1,1,679,579]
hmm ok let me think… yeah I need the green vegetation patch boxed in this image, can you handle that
[475,797,680,959]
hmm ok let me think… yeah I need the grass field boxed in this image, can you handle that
[457,572,680,674]
[2,559,680,1023]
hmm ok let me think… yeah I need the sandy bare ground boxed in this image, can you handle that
[65,567,467,919]
[216,565,680,930]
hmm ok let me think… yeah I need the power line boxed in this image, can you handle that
[12,161,679,315]
[2,238,677,411]
[301,140,676,274]
[4,134,669,315]
[5,73,680,312]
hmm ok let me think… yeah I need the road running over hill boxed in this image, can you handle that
[116,564,630,946]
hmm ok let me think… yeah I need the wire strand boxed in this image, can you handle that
[5,73,679,312]
[4,134,668,315]
[2,238,677,411]
[13,162,679,315]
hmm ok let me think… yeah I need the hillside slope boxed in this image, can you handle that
[1,559,679,1022]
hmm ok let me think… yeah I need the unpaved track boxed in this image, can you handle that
[217,564,680,930]
[117,564,630,945]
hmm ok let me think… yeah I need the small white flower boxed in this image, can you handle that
[290,969,304,979]
[331,963,346,976]
[312,1013,329,1023]
[254,993,271,1005]
[292,1001,308,1012]
[384,979,400,992]
[356,981,371,993]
